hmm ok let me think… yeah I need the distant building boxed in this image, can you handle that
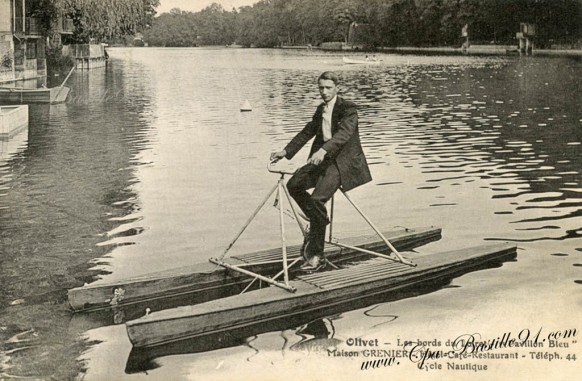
[133,32,145,47]
[0,0,17,83]
[517,22,536,53]
[62,44,108,70]
[0,0,73,85]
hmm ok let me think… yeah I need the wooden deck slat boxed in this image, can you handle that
[299,266,405,285]
[300,259,407,277]
[301,264,413,289]
[298,260,409,281]
[309,263,411,282]
[316,268,414,288]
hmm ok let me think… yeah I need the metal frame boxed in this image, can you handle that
[209,171,299,293]
[329,190,415,267]
[209,164,416,295]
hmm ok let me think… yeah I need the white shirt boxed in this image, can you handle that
[321,96,337,142]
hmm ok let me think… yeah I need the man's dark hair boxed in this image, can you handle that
[318,71,339,85]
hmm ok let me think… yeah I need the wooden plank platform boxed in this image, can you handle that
[68,226,441,312]
[126,242,517,348]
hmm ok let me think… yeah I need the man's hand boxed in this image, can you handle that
[307,148,327,165]
[270,150,287,163]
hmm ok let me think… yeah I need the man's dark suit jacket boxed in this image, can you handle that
[284,96,372,192]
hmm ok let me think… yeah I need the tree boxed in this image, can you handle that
[195,3,236,45]
[30,0,161,43]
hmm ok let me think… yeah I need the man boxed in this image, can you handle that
[270,71,372,271]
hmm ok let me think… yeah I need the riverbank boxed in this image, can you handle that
[278,43,582,58]
[380,44,582,57]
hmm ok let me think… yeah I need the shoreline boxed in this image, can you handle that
[379,45,582,57]
[278,44,582,57]
[113,44,582,58]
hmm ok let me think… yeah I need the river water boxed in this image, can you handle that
[0,48,580,380]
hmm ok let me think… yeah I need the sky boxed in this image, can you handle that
[156,0,258,14]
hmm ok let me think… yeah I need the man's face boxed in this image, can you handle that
[318,79,338,103]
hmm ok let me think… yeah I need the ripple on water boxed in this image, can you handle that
[1,48,581,380]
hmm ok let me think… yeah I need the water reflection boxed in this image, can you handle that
[0,60,155,378]
[257,56,580,249]
[289,318,342,353]
[0,49,580,380]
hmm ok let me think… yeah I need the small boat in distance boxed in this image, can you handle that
[342,56,381,65]
[0,66,75,105]
[0,85,70,104]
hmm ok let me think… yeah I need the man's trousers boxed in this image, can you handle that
[286,161,341,259]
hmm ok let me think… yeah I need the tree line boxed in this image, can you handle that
[143,0,582,49]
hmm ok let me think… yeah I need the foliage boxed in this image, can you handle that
[1,51,13,69]
[143,4,240,47]
[144,0,582,48]
[23,0,159,75]
[29,0,160,43]
[45,45,75,78]
[63,0,160,43]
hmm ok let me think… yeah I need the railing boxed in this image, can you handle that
[13,18,41,36]
[65,44,105,58]
[13,17,73,35]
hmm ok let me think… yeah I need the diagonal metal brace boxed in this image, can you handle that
[328,240,416,267]
[339,189,416,267]
[209,258,297,293]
